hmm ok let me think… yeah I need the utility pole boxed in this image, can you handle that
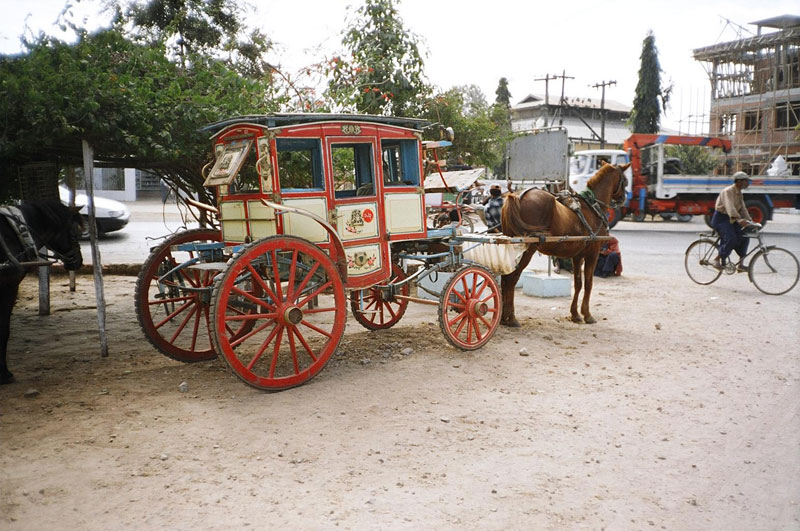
[536,72,574,128]
[591,79,616,148]
[557,70,574,127]
[534,74,555,127]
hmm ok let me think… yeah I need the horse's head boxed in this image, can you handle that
[589,162,629,207]
[23,200,84,271]
[612,163,630,205]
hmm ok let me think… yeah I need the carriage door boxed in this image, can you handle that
[327,137,386,283]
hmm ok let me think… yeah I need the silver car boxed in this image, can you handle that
[59,185,131,236]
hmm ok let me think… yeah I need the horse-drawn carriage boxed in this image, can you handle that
[134,113,627,391]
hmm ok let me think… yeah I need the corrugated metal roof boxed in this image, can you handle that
[512,93,631,113]
[423,168,486,192]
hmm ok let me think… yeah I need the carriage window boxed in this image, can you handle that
[229,142,261,193]
[332,143,375,198]
[276,138,324,191]
[381,139,420,186]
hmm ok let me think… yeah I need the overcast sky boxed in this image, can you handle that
[2,0,797,132]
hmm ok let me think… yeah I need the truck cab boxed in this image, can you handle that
[569,149,632,195]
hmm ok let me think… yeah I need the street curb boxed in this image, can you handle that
[51,264,143,276]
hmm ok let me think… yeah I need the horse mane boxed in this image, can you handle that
[585,163,615,190]
[501,193,548,237]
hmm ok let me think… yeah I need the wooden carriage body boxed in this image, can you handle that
[203,113,431,290]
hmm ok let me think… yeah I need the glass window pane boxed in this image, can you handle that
[333,143,374,198]
[276,138,324,190]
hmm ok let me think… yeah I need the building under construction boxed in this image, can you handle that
[693,14,800,176]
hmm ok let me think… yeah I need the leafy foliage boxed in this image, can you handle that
[665,145,722,174]
[326,0,430,116]
[630,31,672,134]
[421,85,512,174]
[0,27,276,203]
[494,77,511,107]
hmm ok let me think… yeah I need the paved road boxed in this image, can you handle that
[82,201,799,283]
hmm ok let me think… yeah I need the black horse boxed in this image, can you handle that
[1,200,84,384]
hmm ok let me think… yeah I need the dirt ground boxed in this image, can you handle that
[1,265,798,530]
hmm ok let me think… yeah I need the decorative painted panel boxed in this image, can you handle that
[384,193,423,234]
[282,197,329,243]
[336,202,378,241]
[345,243,382,276]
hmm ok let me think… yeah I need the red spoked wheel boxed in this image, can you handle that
[438,265,501,350]
[135,228,224,362]
[350,263,409,330]
[210,236,347,391]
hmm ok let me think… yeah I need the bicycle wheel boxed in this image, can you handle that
[685,239,722,285]
[748,247,799,295]
[459,212,475,233]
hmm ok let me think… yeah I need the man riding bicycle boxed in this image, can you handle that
[711,171,752,271]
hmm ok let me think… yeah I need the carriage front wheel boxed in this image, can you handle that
[210,236,347,390]
[350,263,409,330]
[438,265,501,350]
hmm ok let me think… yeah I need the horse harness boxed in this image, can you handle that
[0,206,39,270]
[517,187,609,240]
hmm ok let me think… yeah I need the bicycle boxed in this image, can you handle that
[684,222,799,295]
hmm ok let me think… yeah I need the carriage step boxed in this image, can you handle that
[186,262,228,272]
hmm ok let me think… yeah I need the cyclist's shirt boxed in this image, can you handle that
[715,184,751,223]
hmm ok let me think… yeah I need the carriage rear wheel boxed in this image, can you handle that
[210,236,347,391]
[135,228,223,362]
[438,265,501,350]
[350,263,409,330]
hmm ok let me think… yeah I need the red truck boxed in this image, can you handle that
[617,134,800,228]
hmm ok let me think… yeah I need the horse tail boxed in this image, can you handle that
[501,193,547,236]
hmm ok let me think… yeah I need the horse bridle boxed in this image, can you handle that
[593,168,628,211]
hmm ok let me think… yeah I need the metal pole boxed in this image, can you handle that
[592,80,616,149]
[66,166,77,292]
[82,140,108,358]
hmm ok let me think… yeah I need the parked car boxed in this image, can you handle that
[59,185,131,237]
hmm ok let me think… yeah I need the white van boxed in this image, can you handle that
[568,149,632,194]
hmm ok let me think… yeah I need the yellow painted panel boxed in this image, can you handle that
[337,202,378,241]
[247,200,276,220]
[220,200,246,220]
[385,193,423,234]
[345,244,382,276]
[283,197,328,243]
[249,220,276,239]
[220,200,247,242]
[247,200,277,239]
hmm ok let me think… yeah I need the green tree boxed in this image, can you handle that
[495,77,511,107]
[0,28,276,203]
[326,0,430,116]
[665,145,722,174]
[421,85,507,173]
[630,31,672,134]
[120,0,274,77]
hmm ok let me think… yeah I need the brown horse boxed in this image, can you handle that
[499,162,630,326]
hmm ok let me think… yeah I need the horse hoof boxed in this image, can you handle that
[501,318,522,328]
[570,315,583,323]
[0,371,15,385]
[584,316,597,324]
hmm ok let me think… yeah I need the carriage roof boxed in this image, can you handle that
[203,113,432,137]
